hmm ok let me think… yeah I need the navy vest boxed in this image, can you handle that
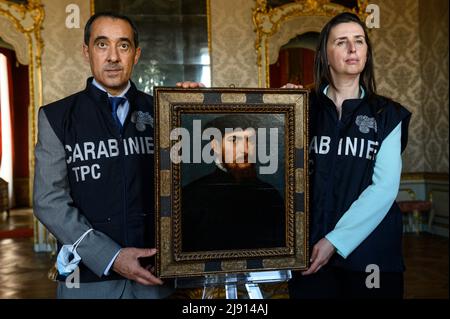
[43,78,155,282]
[308,89,411,272]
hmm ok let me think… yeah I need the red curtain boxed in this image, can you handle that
[0,76,2,164]
[10,52,29,179]
[0,48,15,167]
[269,47,315,88]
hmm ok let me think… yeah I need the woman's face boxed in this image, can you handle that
[326,22,368,79]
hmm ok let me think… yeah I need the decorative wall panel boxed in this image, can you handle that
[370,0,422,172]
[210,0,259,87]
[419,0,449,172]
[41,0,91,105]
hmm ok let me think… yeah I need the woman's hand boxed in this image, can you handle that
[280,83,304,89]
[302,238,336,275]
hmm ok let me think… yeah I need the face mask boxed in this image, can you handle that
[56,229,93,277]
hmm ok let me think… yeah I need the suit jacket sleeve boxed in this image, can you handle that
[33,108,121,277]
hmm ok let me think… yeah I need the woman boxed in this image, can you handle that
[287,12,411,298]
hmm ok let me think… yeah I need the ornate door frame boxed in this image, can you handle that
[0,0,44,205]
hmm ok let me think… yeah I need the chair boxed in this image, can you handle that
[397,200,433,234]
[0,178,9,218]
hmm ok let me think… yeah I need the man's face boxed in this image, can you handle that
[83,17,141,95]
[213,129,257,173]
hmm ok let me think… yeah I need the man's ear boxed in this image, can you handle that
[210,139,222,162]
[211,139,222,155]
[82,44,90,63]
[134,47,141,65]
[211,139,218,153]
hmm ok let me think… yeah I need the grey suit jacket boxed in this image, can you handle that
[33,109,173,299]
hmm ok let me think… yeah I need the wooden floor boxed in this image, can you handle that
[0,209,57,298]
[0,209,448,299]
[403,232,449,298]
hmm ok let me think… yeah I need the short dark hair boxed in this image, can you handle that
[314,12,376,96]
[84,12,139,48]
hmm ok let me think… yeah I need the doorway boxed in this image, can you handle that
[269,32,319,88]
[0,37,30,209]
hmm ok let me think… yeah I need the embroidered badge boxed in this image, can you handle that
[355,115,377,134]
[131,111,154,131]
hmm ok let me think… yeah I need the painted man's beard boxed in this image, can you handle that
[222,155,256,182]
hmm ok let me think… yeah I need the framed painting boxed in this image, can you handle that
[154,87,309,278]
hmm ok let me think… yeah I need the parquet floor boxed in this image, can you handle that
[0,209,447,299]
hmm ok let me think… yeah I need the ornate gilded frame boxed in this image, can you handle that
[154,87,309,278]
[0,0,44,206]
[253,0,368,87]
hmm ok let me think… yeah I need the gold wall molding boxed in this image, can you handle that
[0,17,28,64]
[401,172,449,182]
[206,0,212,85]
[252,0,368,87]
[0,0,44,206]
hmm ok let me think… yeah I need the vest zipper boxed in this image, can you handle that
[120,133,129,246]
[322,118,341,228]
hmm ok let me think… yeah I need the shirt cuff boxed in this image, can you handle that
[325,232,349,258]
[103,249,121,276]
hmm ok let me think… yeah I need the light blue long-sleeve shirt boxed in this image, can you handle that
[325,122,402,258]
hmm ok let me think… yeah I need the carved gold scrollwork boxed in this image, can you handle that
[253,0,368,87]
[0,0,44,66]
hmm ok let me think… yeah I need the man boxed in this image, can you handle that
[181,115,286,252]
[33,12,201,298]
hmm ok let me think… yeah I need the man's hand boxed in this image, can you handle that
[281,83,304,89]
[176,81,205,88]
[302,238,336,276]
[112,247,163,286]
